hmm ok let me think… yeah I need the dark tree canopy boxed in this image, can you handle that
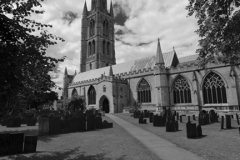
[186,0,240,66]
[0,0,65,113]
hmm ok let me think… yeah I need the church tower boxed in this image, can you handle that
[80,0,116,73]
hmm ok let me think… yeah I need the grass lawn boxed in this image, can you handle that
[114,113,240,160]
[0,116,160,160]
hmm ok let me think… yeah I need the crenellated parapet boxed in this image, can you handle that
[169,61,199,74]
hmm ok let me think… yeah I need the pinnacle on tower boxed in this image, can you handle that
[155,38,164,65]
[110,1,114,16]
[82,1,88,16]
[109,65,113,76]
[64,67,68,75]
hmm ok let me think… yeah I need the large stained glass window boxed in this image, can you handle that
[173,76,191,103]
[88,86,96,105]
[202,72,227,104]
[137,79,151,103]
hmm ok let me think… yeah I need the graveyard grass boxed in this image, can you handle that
[115,113,240,160]
[0,116,159,160]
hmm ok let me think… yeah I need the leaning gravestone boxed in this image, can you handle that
[149,113,153,123]
[95,116,103,129]
[78,116,86,132]
[225,115,232,129]
[102,120,113,129]
[186,122,197,138]
[69,118,79,133]
[24,136,38,153]
[197,125,202,138]
[0,133,9,156]
[87,115,95,131]
[49,117,61,135]
[8,133,24,154]
[38,118,49,136]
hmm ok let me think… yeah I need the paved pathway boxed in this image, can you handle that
[106,114,205,160]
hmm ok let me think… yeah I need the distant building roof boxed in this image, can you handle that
[72,52,198,84]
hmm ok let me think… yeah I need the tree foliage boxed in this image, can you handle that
[67,96,86,111]
[0,0,65,113]
[186,0,240,66]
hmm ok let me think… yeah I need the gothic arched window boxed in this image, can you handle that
[103,85,106,92]
[90,63,92,70]
[103,20,108,37]
[173,76,191,104]
[137,79,151,103]
[107,42,110,55]
[103,40,105,54]
[202,72,227,104]
[92,40,95,55]
[88,42,91,56]
[72,88,78,98]
[88,86,96,105]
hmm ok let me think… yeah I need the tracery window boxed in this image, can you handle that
[137,79,151,103]
[88,86,96,105]
[103,40,105,54]
[173,76,191,104]
[92,40,95,55]
[202,72,227,104]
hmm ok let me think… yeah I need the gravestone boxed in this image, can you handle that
[236,113,240,125]
[78,116,86,132]
[144,110,149,118]
[221,116,224,130]
[21,117,28,124]
[49,117,60,135]
[177,112,179,120]
[193,115,196,121]
[186,122,197,138]
[0,133,9,156]
[153,114,159,127]
[103,120,113,128]
[7,117,21,128]
[139,115,145,124]
[24,136,38,153]
[38,118,49,136]
[8,133,24,154]
[27,118,37,126]
[225,115,231,129]
[87,115,95,131]
[149,113,153,123]
[188,116,191,123]
[197,125,202,137]
[180,115,182,123]
[60,119,69,133]
[95,116,103,129]
[69,118,79,133]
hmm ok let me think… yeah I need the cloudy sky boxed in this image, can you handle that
[33,0,200,97]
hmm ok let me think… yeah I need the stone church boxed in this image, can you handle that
[62,0,240,113]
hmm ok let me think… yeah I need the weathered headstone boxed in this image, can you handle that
[139,115,145,124]
[7,117,21,128]
[87,115,95,131]
[153,114,159,127]
[221,116,224,130]
[95,116,103,129]
[8,133,24,154]
[236,113,240,125]
[149,113,153,123]
[180,115,182,123]
[49,117,60,135]
[193,115,196,121]
[24,136,38,153]
[188,116,191,123]
[38,118,49,136]
[197,125,202,138]
[186,122,197,138]
[102,120,113,128]
[0,133,9,156]
[69,118,79,133]
[226,115,231,129]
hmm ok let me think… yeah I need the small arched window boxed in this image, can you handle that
[103,85,106,92]
[88,86,96,105]
[107,42,110,55]
[103,40,105,54]
[173,76,191,104]
[103,20,108,37]
[92,40,95,55]
[88,42,92,56]
[90,20,95,37]
[137,79,151,103]
[72,88,78,98]
[202,72,227,104]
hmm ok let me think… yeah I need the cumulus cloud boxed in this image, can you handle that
[31,0,200,97]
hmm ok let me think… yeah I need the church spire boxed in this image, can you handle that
[64,67,68,75]
[155,38,164,65]
[110,1,114,17]
[82,1,88,16]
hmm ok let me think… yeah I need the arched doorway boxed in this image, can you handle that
[102,98,109,113]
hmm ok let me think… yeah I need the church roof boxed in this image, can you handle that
[178,54,198,63]
[72,52,198,84]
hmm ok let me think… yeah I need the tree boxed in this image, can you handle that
[186,0,240,66]
[0,0,65,114]
[67,96,86,111]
